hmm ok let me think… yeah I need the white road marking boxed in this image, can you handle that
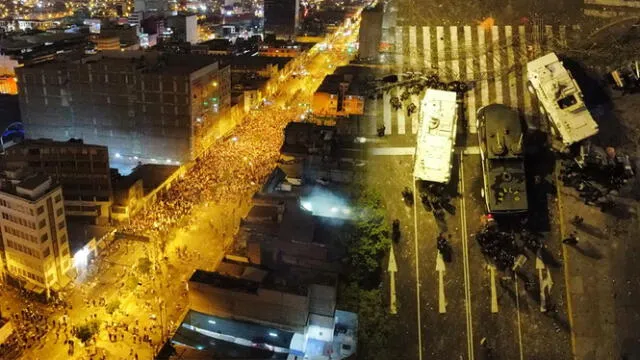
[478,27,489,106]
[533,24,541,56]
[462,145,480,155]
[423,26,431,70]
[464,26,477,133]
[459,155,475,360]
[369,147,416,156]
[436,251,447,313]
[389,246,398,314]
[409,25,418,70]
[536,255,547,312]
[514,277,525,360]
[559,25,567,47]
[383,91,392,134]
[492,26,503,104]
[397,92,406,135]
[412,176,423,360]
[450,26,460,78]
[488,264,498,313]
[396,26,404,72]
[545,25,554,50]
[437,26,446,72]
[520,25,533,127]
[506,26,518,109]
[411,94,420,134]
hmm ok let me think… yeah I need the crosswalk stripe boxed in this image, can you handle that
[478,27,490,106]
[409,26,418,69]
[506,26,518,110]
[366,25,581,137]
[436,26,446,73]
[396,87,406,135]
[411,94,420,134]
[395,26,404,71]
[450,26,460,79]
[545,25,554,49]
[423,26,431,70]
[383,92,392,135]
[519,25,533,127]
[492,26,504,104]
[464,26,476,133]
[559,25,567,48]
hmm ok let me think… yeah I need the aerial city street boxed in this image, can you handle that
[0,0,639,359]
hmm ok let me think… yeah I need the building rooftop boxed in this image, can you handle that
[315,66,372,95]
[22,51,221,76]
[0,174,58,201]
[0,32,87,51]
[127,164,180,192]
[190,270,260,294]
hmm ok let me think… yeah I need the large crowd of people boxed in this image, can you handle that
[120,102,303,243]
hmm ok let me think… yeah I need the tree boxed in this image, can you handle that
[345,187,391,287]
[137,257,152,275]
[75,320,101,343]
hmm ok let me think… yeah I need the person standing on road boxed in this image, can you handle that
[563,231,579,245]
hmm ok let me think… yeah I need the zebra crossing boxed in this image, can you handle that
[365,24,582,136]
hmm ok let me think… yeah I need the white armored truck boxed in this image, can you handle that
[527,52,599,152]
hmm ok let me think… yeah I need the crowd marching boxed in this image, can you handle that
[120,102,304,242]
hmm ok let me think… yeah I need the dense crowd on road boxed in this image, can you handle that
[120,102,303,241]
[0,304,49,359]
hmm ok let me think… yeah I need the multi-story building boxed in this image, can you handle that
[312,66,368,118]
[16,51,231,171]
[264,0,300,40]
[357,3,383,61]
[93,36,121,51]
[166,15,198,44]
[258,40,301,57]
[2,139,112,225]
[0,174,72,298]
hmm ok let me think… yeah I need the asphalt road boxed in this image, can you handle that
[364,81,573,360]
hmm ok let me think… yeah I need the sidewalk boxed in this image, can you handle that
[556,172,640,360]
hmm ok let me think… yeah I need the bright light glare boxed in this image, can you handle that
[355,137,366,143]
[231,136,238,142]
[268,332,278,337]
[301,201,313,211]
[115,153,121,158]
[73,247,90,269]
[208,320,216,324]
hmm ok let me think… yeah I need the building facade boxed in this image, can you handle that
[312,68,366,118]
[2,139,112,225]
[264,0,300,40]
[166,15,198,44]
[0,175,72,297]
[357,4,383,61]
[16,51,231,170]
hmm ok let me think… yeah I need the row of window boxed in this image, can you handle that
[22,147,105,157]
[0,199,44,217]
[2,212,36,230]
[5,239,42,259]
[3,225,40,244]
[8,264,45,284]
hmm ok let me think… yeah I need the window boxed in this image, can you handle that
[61,247,69,256]
[59,234,67,244]
[58,221,65,230]
[39,219,46,229]
[43,247,50,258]
[54,194,62,203]
[40,233,48,242]
[56,207,63,217]
[37,206,44,215]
